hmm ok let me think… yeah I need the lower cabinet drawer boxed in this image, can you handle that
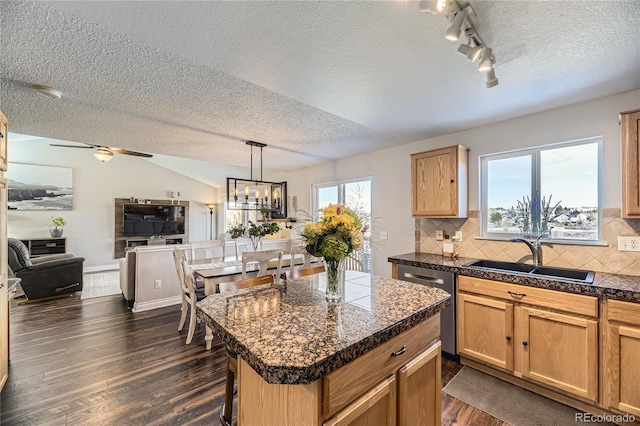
[458,276,598,318]
[323,314,440,418]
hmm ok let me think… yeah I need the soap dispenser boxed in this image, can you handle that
[442,234,455,258]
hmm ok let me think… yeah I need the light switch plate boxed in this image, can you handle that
[436,230,444,241]
[380,231,388,241]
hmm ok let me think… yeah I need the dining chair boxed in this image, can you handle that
[344,250,363,272]
[173,247,205,345]
[241,248,283,283]
[233,237,253,260]
[190,239,226,260]
[289,244,312,275]
[284,264,325,281]
[218,274,276,426]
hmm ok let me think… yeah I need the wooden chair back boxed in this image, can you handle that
[241,249,283,282]
[190,239,226,260]
[285,264,325,281]
[289,244,312,274]
[234,238,253,260]
[218,275,274,293]
[173,248,191,294]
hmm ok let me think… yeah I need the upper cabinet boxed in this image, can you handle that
[411,145,468,218]
[0,110,7,172]
[621,109,640,218]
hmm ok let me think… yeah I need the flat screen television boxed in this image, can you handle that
[123,204,185,237]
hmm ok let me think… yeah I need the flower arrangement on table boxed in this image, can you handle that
[228,221,280,251]
[301,204,365,301]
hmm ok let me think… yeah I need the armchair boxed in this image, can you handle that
[8,238,85,300]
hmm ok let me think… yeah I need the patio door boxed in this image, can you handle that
[312,178,372,272]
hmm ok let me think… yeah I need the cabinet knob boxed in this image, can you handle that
[522,341,528,347]
[0,132,4,139]
[506,336,511,342]
[450,179,455,183]
[391,344,407,357]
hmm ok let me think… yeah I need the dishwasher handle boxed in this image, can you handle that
[402,272,445,286]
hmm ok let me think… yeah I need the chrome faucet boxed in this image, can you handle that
[510,235,546,266]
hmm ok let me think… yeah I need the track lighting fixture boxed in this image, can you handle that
[419,0,499,88]
[419,0,449,14]
[445,9,467,42]
[485,68,499,88]
[478,48,493,73]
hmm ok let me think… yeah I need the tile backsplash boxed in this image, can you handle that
[416,208,640,277]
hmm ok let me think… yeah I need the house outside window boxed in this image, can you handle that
[480,137,601,242]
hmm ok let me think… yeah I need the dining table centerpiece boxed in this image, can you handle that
[301,204,364,303]
[229,220,280,251]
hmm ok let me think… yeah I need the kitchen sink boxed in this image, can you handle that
[464,260,595,284]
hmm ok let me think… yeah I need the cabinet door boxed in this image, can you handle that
[458,292,514,371]
[411,146,467,218]
[397,341,441,426]
[0,176,7,390]
[518,306,598,402]
[0,111,6,172]
[621,109,640,217]
[324,375,396,426]
[606,299,640,417]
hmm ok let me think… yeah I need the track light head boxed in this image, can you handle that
[478,48,493,72]
[445,9,467,42]
[457,43,472,56]
[419,0,449,14]
[466,45,483,62]
[485,68,499,88]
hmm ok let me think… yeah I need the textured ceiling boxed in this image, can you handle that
[1,1,639,185]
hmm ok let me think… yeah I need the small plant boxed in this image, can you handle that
[49,216,67,229]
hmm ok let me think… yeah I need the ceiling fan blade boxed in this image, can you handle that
[110,148,153,158]
[49,143,94,149]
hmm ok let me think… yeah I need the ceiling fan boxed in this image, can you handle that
[49,143,153,162]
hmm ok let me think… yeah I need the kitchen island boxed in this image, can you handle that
[196,270,451,426]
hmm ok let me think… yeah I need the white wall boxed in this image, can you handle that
[8,138,216,270]
[285,89,640,278]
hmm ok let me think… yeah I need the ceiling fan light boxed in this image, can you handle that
[478,47,493,72]
[485,68,499,88]
[93,149,113,162]
[445,10,467,42]
[419,0,448,14]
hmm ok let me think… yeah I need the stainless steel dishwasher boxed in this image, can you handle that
[397,264,457,358]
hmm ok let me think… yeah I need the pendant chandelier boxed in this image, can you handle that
[226,141,287,219]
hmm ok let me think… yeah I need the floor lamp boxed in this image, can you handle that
[206,204,216,240]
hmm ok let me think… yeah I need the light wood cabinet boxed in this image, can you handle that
[458,276,599,402]
[604,299,640,417]
[621,109,640,217]
[458,292,513,371]
[0,111,7,391]
[0,110,7,171]
[411,145,468,218]
[239,314,442,426]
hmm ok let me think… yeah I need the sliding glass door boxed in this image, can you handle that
[312,178,372,272]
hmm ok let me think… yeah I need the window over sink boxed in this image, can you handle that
[480,137,601,242]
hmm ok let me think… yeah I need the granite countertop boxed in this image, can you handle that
[389,252,640,303]
[196,271,450,385]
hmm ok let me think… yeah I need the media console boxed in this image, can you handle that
[114,198,189,259]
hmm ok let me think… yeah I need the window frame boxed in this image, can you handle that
[479,136,603,244]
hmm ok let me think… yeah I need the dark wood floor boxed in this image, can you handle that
[1,292,505,425]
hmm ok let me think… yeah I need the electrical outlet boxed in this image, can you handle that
[618,236,640,251]
[154,279,162,289]
[452,231,463,242]
[380,231,388,241]
[435,230,444,241]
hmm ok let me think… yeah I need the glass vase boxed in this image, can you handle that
[324,258,346,303]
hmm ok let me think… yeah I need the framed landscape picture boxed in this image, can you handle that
[6,163,73,210]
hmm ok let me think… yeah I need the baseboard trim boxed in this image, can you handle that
[84,264,119,273]
[132,296,181,313]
